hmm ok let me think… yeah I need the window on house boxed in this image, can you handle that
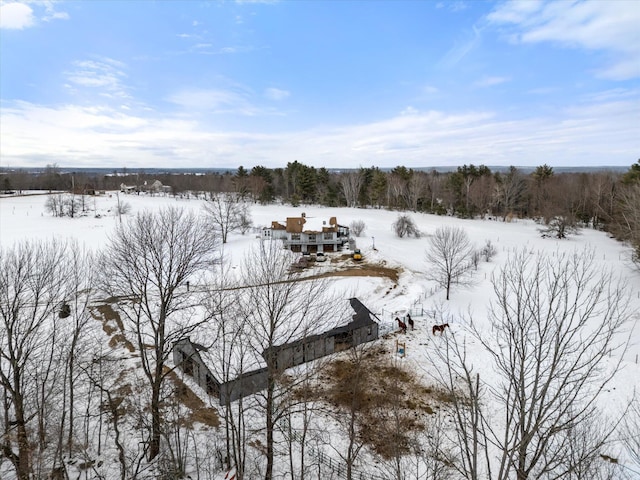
[291,233,301,241]
[205,374,216,395]
[309,234,316,242]
[182,352,194,376]
[324,232,333,240]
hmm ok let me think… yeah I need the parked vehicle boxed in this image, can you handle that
[352,249,362,261]
[316,252,327,262]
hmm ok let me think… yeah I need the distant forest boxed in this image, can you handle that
[2,160,640,262]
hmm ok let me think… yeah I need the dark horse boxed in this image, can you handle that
[432,323,449,335]
[406,313,414,330]
[396,317,407,334]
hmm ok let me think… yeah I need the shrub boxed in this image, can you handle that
[393,214,420,238]
[350,220,366,237]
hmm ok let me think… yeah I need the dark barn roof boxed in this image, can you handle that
[264,297,378,356]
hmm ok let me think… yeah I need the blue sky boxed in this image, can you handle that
[1,0,638,170]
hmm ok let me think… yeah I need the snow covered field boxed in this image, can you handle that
[1,191,639,478]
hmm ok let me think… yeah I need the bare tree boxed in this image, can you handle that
[393,214,421,238]
[622,397,640,474]
[481,239,496,262]
[204,192,250,243]
[387,173,408,209]
[425,226,473,300]
[322,344,370,480]
[404,172,428,212]
[201,261,258,480]
[349,220,366,237]
[99,207,218,462]
[238,240,339,480]
[429,249,633,480]
[115,192,131,220]
[555,412,624,480]
[54,244,95,466]
[538,215,579,239]
[338,346,368,480]
[340,170,364,208]
[616,183,640,265]
[79,351,132,480]
[0,241,74,479]
[406,412,456,480]
[430,324,491,480]
[425,171,446,214]
[495,167,527,220]
[459,249,630,480]
[468,174,495,218]
[44,194,65,217]
[64,194,81,218]
[239,208,253,235]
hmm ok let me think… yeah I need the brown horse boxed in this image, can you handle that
[432,323,449,335]
[396,317,407,334]
[406,313,414,330]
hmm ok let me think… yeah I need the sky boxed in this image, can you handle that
[1,0,639,170]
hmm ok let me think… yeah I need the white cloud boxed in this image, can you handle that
[475,76,511,87]
[0,2,34,29]
[400,106,419,116]
[486,0,544,24]
[450,2,468,13]
[488,0,640,80]
[0,1,68,29]
[217,45,254,54]
[235,0,279,4]
[435,1,468,13]
[438,24,483,68]
[168,88,244,109]
[43,1,69,23]
[65,58,130,99]
[2,89,637,169]
[264,88,290,101]
[166,87,267,116]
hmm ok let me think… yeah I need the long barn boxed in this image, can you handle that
[173,298,380,405]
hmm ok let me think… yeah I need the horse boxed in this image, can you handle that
[432,323,449,335]
[406,313,414,330]
[396,317,407,334]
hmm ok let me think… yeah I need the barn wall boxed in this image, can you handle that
[219,368,269,405]
[175,299,379,404]
[173,340,221,397]
[352,323,378,346]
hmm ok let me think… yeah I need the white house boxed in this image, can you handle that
[262,212,350,253]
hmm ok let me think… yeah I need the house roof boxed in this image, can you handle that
[177,297,376,379]
[281,214,340,234]
[263,297,378,354]
[270,221,286,230]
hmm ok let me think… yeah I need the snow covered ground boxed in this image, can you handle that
[2,191,639,478]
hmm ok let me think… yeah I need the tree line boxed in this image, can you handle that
[3,161,640,263]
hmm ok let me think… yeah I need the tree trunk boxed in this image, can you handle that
[14,388,32,480]
[265,377,275,480]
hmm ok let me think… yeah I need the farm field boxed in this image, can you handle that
[1,191,639,479]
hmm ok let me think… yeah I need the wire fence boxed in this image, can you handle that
[290,432,388,480]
